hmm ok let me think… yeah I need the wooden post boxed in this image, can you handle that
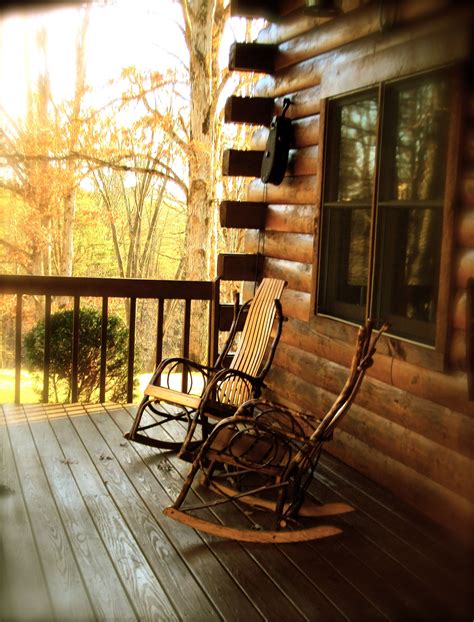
[182,299,191,392]
[99,297,108,403]
[127,297,136,404]
[14,294,22,405]
[42,295,51,404]
[218,303,248,331]
[208,278,221,366]
[71,296,80,403]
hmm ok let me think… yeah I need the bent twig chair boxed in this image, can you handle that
[125,278,287,456]
[164,319,388,543]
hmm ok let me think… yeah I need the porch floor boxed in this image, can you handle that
[1,402,472,622]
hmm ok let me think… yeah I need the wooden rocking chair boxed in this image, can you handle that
[163,319,388,543]
[125,277,287,456]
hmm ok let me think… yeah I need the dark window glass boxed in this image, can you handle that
[374,206,442,342]
[319,72,450,346]
[374,74,449,343]
[319,93,377,323]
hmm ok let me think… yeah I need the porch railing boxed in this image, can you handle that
[0,275,218,405]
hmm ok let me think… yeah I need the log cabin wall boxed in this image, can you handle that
[221,0,474,545]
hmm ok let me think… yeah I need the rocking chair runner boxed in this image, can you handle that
[163,319,388,543]
[125,277,287,455]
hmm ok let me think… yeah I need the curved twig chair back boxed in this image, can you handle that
[311,319,387,442]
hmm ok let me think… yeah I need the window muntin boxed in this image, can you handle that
[318,72,451,345]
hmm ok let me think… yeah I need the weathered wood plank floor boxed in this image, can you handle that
[1,402,472,621]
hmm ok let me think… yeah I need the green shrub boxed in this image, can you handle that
[24,307,134,402]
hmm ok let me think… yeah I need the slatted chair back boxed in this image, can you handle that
[217,278,286,406]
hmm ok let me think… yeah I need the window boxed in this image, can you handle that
[317,71,452,347]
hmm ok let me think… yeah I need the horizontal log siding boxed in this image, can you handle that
[236,1,474,542]
[256,0,452,48]
[265,204,314,233]
[272,342,474,462]
[263,258,312,292]
[449,96,474,370]
[451,86,474,368]
[280,316,474,417]
[248,176,318,204]
[251,116,320,149]
[264,232,314,263]
[330,429,474,546]
[254,8,471,100]
[242,282,311,322]
[245,230,314,264]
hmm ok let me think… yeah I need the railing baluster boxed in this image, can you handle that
[71,296,80,402]
[100,297,108,403]
[182,299,191,392]
[14,294,22,405]
[0,276,214,405]
[209,278,220,367]
[42,295,51,403]
[155,299,164,384]
[127,297,136,403]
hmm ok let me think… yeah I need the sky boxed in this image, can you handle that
[0,0,188,121]
[0,0,255,123]
[0,0,258,196]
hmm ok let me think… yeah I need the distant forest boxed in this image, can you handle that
[0,0,259,383]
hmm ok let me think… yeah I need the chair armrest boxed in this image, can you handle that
[144,384,202,410]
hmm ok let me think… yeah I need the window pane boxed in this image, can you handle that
[346,208,371,291]
[319,207,370,322]
[319,92,378,323]
[386,76,450,201]
[375,206,441,343]
[336,97,378,202]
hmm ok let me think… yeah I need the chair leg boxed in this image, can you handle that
[201,459,218,488]
[124,397,149,441]
[274,477,289,530]
[178,411,203,459]
[173,458,201,509]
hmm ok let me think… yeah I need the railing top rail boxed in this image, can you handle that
[0,275,214,300]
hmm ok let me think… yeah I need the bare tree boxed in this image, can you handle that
[0,8,91,277]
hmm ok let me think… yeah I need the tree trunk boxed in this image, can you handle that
[62,189,76,276]
[179,0,229,360]
[181,1,215,283]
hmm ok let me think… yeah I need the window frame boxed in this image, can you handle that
[313,66,463,372]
